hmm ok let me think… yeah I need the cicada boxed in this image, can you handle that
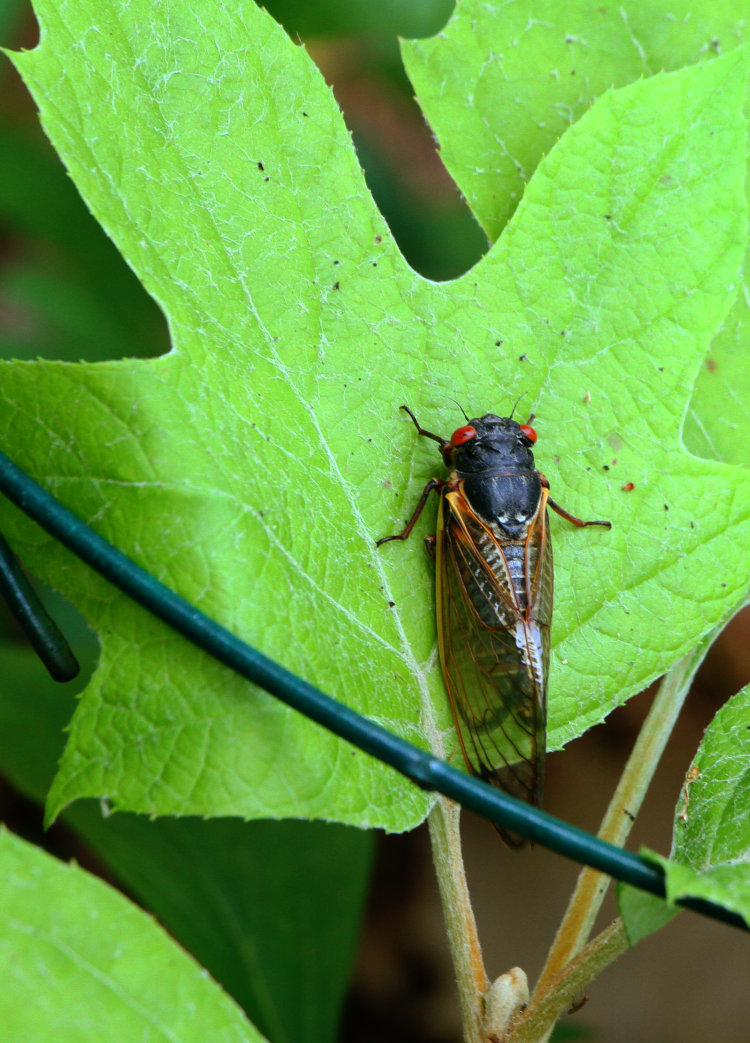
[377,406,610,846]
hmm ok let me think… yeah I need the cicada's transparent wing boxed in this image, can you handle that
[526,490,554,644]
[436,488,551,847]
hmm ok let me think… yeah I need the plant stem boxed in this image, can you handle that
[532,629,720,1004]
[508,919,629,1042]
[428,797,488,1043]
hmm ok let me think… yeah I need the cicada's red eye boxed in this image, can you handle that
[519,424,537,444]
[450,425,476,447]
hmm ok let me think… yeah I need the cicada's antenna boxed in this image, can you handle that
[448,397,471,422]
[509,394,524,420]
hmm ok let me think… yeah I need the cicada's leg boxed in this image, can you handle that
[547,496,611,530]
[399,405,448,448]
[376,478,443,546]
[537,473,611,530]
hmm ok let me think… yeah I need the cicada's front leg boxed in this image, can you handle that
[538,474,611,530]
[376,478,444,546]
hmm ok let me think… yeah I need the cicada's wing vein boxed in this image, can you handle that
[436,492,549,844]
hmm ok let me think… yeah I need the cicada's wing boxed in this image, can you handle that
[526,489,553,688]
[436,488,552,847]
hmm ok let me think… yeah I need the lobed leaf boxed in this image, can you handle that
[402,0,750,464]
[0,2,748,829]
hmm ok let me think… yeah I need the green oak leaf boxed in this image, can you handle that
[403,0,749,240]
[685,314,750,467]
[402,2,750,465]
[620,685,750,941]
[1,2,749,828]
[0,828,264,1043]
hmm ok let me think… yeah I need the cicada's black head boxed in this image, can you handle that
[447,413,537,475]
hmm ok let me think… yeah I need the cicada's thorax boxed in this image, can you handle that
[449,414,544,615]
[456,470,543,612]
[460,470,542,540]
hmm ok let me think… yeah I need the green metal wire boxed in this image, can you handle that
[0,447,745,933]
[0,530,79,681]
